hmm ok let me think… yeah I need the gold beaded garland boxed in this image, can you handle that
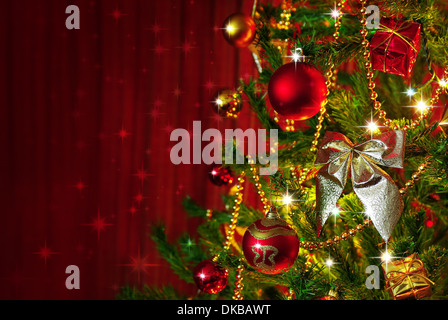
[232,258,245,300]
[398,158,429,196]
[310,0,345,152]
[218,172,245,252]
[300,219,372,251]
[250,166,270,215]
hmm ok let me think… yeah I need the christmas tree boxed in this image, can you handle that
[118,0,448,300]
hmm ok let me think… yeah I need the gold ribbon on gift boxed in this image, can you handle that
[385,253,434,300]
[314,130,405,242]
[371,21,419,73]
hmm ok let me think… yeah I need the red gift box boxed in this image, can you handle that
[370,18,421,77]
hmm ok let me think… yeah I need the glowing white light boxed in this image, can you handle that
[322,253,339,280]
[439,79,447,87]
[367,121,378,132]
[406,88,416,97]
[211,170,217,175]
[288,48,305,65]
[255,243,261,249]
[331,207,341,225]
[291,52,302,62]
[371,246,400,269]
[416,100,428,112]
[283,195,293,206]
[381,251,392,263]
[331,9,340,19]
[358,112,381,139]
[199,273,206,279]
[226,24,236,34]
[216,98,223,106]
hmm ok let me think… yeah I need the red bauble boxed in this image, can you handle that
[268,62,326,121]
[193,259,228,294]
[242,209,300,274]
[222,13,256,47]
[209,165,234,186]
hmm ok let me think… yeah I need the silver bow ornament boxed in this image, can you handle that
[314,130,405,242]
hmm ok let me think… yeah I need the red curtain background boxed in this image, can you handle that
[0,0,267,299]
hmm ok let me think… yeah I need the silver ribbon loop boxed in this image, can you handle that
[315,130,405,242]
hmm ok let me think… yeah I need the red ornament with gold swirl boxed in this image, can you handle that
[242,207,300,274]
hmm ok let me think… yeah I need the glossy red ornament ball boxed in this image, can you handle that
[193,259,228,294]
[268,62,326,121]
[222,13,256,47]
[242,209,300,274]
[209,165,234,186]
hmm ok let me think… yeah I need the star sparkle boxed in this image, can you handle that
[128,205,138,216]
[119,246,159,282]
[132,164,153,186]
[321,252,340,281]
[148,107,164,123]
[33,240,59,266]
[324,3,345,22]
[415,98,430,118]
[146,22,167,37]
[331,207,343,226]
[133,191,147,207]
[116,126,131,143]
[287,47,307,68]
[74,180,87,193]
[370,244,402,274]
[180,236,197,254]
[82,209,113,241]
[404,87,416,97]
[178,39,196,57]
[203,80,215,93]
[153,43,168,58]
[108,7,127,23]
[357,110,383,139]
[272,185,302,213]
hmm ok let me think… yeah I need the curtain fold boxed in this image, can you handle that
[0,0,260,299]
